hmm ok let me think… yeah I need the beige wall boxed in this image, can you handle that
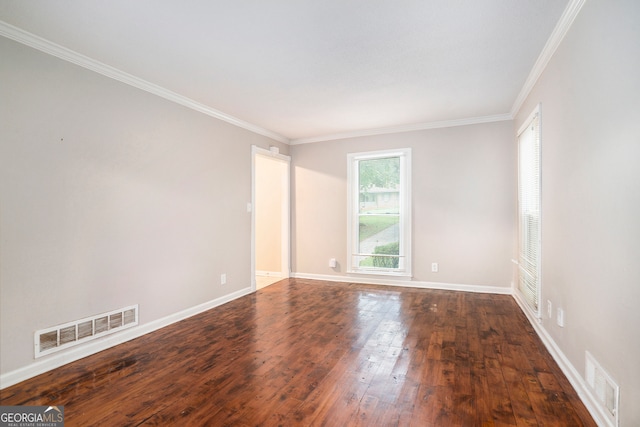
[0,37,288,375]
[291,120,516,288]
[515,0,640,424]
[3,3,638,423]
[255,155,285,273]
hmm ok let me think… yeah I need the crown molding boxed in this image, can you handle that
[0,20,289,144]
[289,113,513,145]
[2,0,585,148]
[510,0,586,117]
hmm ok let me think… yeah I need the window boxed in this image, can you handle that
[347,149,411,276]
[517,106,541,313]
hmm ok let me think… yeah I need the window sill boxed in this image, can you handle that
[347,270,412,280]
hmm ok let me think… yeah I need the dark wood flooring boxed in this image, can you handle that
[0,278,596,426]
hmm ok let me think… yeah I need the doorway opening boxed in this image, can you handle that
[251,146,290,290]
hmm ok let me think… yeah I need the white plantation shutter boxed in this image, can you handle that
[518,109,541,311]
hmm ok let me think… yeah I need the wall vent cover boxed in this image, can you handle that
[34,305,138,358]
[585,351,619,427]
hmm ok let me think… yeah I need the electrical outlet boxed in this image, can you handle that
[431,262,438,273]
[557,307,564,327]
[547,300,552,318]
[221,273,227,285]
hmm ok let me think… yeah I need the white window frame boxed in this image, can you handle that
[516,104,542,316]
[347,148,411,277]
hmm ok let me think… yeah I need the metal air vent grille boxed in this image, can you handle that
[34,305,138,358]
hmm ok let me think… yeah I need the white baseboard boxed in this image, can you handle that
[511,291,611,427]
[290,272,512,295]
[300,272,608,425]
[0,286,253,390]
[0,277,610,426]
[256,270,285,278]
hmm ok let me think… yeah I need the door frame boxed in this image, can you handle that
[251,145,291,291]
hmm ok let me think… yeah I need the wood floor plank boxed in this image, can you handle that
[0,278,596,426]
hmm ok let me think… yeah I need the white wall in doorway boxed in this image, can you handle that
[252,147,290,290]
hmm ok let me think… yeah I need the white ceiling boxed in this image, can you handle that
[0,0,570,143]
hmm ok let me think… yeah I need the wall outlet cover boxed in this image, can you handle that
[556,307,564,327]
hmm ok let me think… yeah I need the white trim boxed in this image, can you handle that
[0,0,584,148]
[251,146,291,292]
[251,145,291,163]
[0,0,584,147]
[516,103,542,317]
[347,268,412,278]
[347,148,412,276]
[1,274,609,427]
[517,103,541,136]
[512,292,612,427]
[513,273,543,323]
[510,0,586,117]
[0,20,289,144]
[293,271,607,425]
[290,272,512,295]
[256,270,285,278]
[290,114,513,145]
[0,287,252,389]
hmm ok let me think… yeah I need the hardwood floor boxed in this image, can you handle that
[1,278,596,426]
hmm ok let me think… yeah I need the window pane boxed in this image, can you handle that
[358,214,399,258]
[354,253,401,269]
[358,157,400,214]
